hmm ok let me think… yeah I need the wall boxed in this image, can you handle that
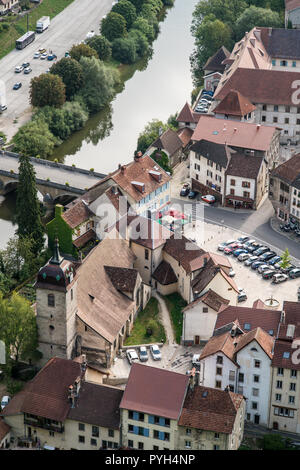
[203,273,237,305]
[200,352,238,391]
[182,302,219,343]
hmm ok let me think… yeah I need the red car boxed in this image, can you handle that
[224,243,239,254]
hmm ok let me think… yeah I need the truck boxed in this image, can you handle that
[36,16,50,34]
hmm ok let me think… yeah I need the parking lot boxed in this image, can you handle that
[184,221,300,308]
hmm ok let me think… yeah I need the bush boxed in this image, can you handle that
[112,37,137,64]
[86,35,112,61]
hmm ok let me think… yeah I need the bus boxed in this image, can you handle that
[16,31,35,50]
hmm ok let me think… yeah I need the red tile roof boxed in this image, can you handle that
[177,102,195,124]
[183,289,229,313]
[72,229,96,249]
[272,337,300,370]
[226,153,263,179]
[200,332,238,363]
[282,301,300,325]
[152,128,183,156]
[204,46,230,72]
[213,90,256,116]
[271,154,300,184]
[178,386,244,434]
[177,127,193,148]
[163,236,207,273]
[234,327,274,359]
[192,116,278,152]
[152,260,178,285]
[285,0,300,11]
[215,306,281,335]
[62,200,94,229]
[120,363,189,420]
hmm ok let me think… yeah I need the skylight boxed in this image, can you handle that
[283,352,290,359]
[244,323,251,330]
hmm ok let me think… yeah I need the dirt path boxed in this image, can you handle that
[152,291,175,345]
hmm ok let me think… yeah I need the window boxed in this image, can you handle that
[153,446,159,450]
[277,368,284,376]
[214,433,220,439]
[91,438,97,446]
[273,117,278,123]
[262,105,267,111]
[213,445,220,450]
[153,430,159,439]
[138,442,144,450]
[275,394,281,401]
[277,381,283,389]
[285,118,289,124]
[48,294,55,307]
[244,323,251,330]
[78,423,85,431]
[293,61,296,67]
[290,383,296,391]
[242,181,250,188]
[215,380,222,389]
[291,370,297,378]
[216,367,222,376]
[128,440,133,448]
[280,60,287,66]
[145,249,149,260]
[49,431,54,437]
[253,375,260,383]
[78,435,85,443]
[254,360,261,368]
[229,370,235,382]
[238,373,244,383]
[285,106,290,113]
[230,179,235,186]
[203,307,208,313]
[252,402,258,410]
[92,426,99,437]
[274,105,278,112]
[243,191,250,198]
[262,116,266,122]
[252,388,259,397]
[289,396,295,404]
[108,429,114,438]
[283,352,290,359]
[185,441,191,449]
[216,356,223,364]
[186,428,191,435]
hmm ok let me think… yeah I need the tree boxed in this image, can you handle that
[0,235,38,281]
[137,119,168,153]
[128,29,149,59]
[100,12,127,42]
[15,155,44,255]
[86,35,112,61]
[132,16,155,41]
[12,120,56,159]
[167,112,178,129]
[0,292,38,366]
[191,0,247,33]
[30,73,66,108]
[128,0,145,12]
[76,56,119,113]
[280,248,291,269]
[112,37,137,64]
[235,6,282,39]
[69,43,98,62]
[50,58,83,99]
[112,0,137,29]
[261,434,286,450]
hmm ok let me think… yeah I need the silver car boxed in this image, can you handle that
[139,346,148,362]
[150,344,161,361]
[126,349,139,365]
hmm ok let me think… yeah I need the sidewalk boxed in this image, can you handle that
[270,216,300,245]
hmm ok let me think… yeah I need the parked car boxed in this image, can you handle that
[289,268,300,279]
[237,236,249,243]
[15,65,23,73]
[237,289,247,303]
[233,248,248,257]
[281,265,296,274]
[245,255,259,266]
[139,346,148,362]
[224,244,239,255]
[22,62,30,68]
[150,344,161,360]
[202,195,215,204]
[126,349,139,365]
[268,256,281,265]
[40,52,48,59]
[259,251,277,261]
[258,264,272,274]
[33,51,41,59]
[180,184,190,197]
[251,260,265,270]
[24,67,32,74]
[262,270,277,280]
[243,239,256,247]
[39,47,46,53]
[229,268,235,277]
[0,105,7,112]
[247,243,263,253]
[218,240,236,251]
[13,82,22,90]
[47,54,57,61]
[188,190,198,199]
[253,246,269,256]
[1,395,10,410]
[238,253,250,262]
[272,273,288,284]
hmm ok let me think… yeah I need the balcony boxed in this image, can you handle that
[24,417,64,433]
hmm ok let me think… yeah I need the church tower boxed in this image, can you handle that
[35,239,78,366]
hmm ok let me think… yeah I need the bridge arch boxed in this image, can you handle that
[53,194,78,206]
[4,180,18,195]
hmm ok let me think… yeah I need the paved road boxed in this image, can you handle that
[0,152,104,190]
[0,0,113,140]
[171,196,300,261]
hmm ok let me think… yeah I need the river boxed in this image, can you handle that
[0,0,197,248]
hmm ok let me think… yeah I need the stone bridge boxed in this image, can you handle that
[0,151,106,205]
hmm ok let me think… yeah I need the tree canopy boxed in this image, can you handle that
[69,43,99,62]
[13,120,56,159]
[112,0,137,29]
[86,35,112,61]
[235,6,282,39]
[50,57,83,100]
[100,11,127,42]
[30,73,66,108]
[137,119,168,153]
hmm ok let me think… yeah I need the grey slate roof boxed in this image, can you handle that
[190,140,231,168]
[204,46,230,72]
[261,27,300,60]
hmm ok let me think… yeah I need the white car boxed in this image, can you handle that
[218,239,235,251]
[150,344,161,361]
[192,354,200,366]
[238,252,250,262]
[272,273,288,284]
[15,66,23,73]
[1,395,10,410]
[126,349,139,365]
[40,53,48,60]
[229,268,235,277]
[258,264,272,274]
[33,52,40,59]
[139,346,148,362]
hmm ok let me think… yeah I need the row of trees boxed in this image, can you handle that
[190,0,285,86]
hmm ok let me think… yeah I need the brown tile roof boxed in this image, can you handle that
[215,306,281,335]
[252,299,267,309]
[204,46,230,72]
[104,265,138,293]
[120,363,189,420]
[73,229,96,249]
[178,386,244,434]
[0,358,82,422]
[215,68,300,106]
[285,0,300,11]
[68,382,123,429]
[272,337,300,370]
[129,216,171,250]
[163,235,207,274]
[152,128,183,156]
[76,237,137,344]
[176,127,193,148]
[271,154,300,185]
[0,418,10,441]
[62,200,94,229]
[200,332,238,362]
[226,153,263,179]
[105,186,130,215]
[208,252,232,270]
[234,327,274,359]
[183,289,229,313]
[152,260,178,285]
[282,301,300,325]
[192,259,238,296]
[177,102,195,124]
[192,115,278,152]
[213,90,256,117]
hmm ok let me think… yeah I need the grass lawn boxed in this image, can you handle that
[163,293,187,344]
[124,297,166,346]
[0,0,75,59]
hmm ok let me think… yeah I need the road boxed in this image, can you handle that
[171,197,300,262]
[0,0,113,141]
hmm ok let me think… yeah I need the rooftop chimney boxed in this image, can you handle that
[134,151,143,162]
[234,128,237,132]
[281,310,286,324]
[256,124,261,130]
[68,385,76,408]
[121,165,126,174]
[268,27,272,37]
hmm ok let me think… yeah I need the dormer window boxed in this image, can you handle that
[48,294,55,307]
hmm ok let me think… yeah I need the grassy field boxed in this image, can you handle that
[163,293,187,344]
[124,297,166,346]
[0,0,75,59]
